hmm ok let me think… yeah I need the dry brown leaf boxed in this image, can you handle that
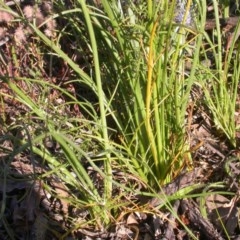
[50,179,70,216]
[205,194,238,235]
[126,213,138,225]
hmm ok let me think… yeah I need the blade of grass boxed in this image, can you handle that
[77,0,112,201]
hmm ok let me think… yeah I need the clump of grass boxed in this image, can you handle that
[98,0,203,185]
[1,0,239,237]
[199,0,240,147]
[1,0,203,223]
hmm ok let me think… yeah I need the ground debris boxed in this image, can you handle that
[181,199,225,240]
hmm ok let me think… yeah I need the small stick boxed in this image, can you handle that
[205,16,239,30]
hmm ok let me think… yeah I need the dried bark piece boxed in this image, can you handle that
[181,199,225,240]
[164,200,180,240]
[149,168,204,207]
[205,194,239,235]
[33,212,48,240]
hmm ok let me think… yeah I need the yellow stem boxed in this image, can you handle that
[145,17,159,175]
